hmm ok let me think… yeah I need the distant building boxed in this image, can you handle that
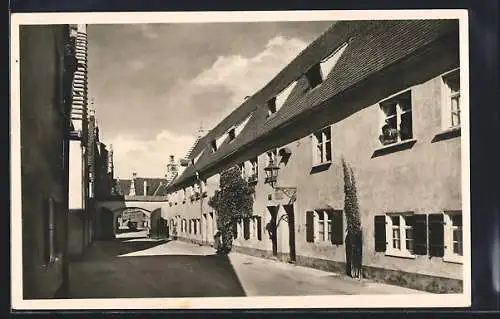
[164,20,463,293]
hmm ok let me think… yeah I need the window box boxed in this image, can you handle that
[432,126,461,143]
[371,138,417,158]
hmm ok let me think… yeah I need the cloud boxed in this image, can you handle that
[191,35,308,106]
[158,35,309,131]
[101,35,310,177]
[109,130,195,178]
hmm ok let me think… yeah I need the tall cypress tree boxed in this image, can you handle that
[342,158,363,278]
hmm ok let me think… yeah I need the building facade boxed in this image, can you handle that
[19,24,76,299]
[164,20,463,293]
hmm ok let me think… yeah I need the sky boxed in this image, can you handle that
[88,21,334,179]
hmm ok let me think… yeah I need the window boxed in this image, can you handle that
[210,140,217,152]
[228,128,236,141]
[306,210,343,244]
[267,98,277,118]
[306,64,323,89]
[379,91,413,145]
[317,213,325,241]
[312,126,332,165]
[385,213,415,258]
[442,69,461,129]
[444,211,463,263]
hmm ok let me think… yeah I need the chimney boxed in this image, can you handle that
[143,180,147,196]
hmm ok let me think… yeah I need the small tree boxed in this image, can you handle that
[342,158,363,278]
[208,165,254,254]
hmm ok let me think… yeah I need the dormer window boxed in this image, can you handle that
[320,42,349,79]
[275,81,297,112]
[306,64,322,90]
[267,98,277,118]
[306,42,349,90]
[210,140,217,152]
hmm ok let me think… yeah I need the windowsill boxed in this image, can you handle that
[385,250,416,260]
[443,254,463,264]
[431,126,461,143]
[310,161,332,174]
[312,161,332,168]
[372,138,417,158]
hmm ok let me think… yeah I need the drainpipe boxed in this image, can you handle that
[48,197,56,262]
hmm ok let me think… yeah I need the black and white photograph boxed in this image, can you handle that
[10,10,470,310]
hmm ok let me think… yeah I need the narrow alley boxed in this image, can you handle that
[67,231,425,298]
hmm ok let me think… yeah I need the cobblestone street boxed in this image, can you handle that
[68,231,425,298]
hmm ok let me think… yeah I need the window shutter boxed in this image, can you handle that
[232,222,238,239]
[413,214,428,255]
[374,215,387,252]
[428,213,445,257]
[331,210,344,245]
[306,211,314,242]
[243,218,250,240]
[256,217,262,240]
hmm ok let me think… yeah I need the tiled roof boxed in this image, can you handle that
[168,19,458,191]
[133,177,169,196]
[116,179,131,196]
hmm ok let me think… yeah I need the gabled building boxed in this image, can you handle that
[114,173,168,197]
[164,20,463,293]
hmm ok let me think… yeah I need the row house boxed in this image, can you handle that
[19,24,78,299]
[164,20,464,293]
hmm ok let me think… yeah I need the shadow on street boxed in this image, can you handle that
[68,237,246,298]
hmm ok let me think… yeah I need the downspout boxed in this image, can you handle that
[48,197,56,262]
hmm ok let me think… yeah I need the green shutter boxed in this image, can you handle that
[374,215,387,252]
[306,211,314,242]
[331,210,344,245]
[244,218,250,240]
[428,214,445,257]
[413,214,428,255]
[257,217,262,240]
[232,222,238,239]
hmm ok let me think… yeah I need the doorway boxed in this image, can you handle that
[100,208,114,240]
[283,204,296,263]
[267,206,279,257]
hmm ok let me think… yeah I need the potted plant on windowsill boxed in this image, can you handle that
[379,124,399,145]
